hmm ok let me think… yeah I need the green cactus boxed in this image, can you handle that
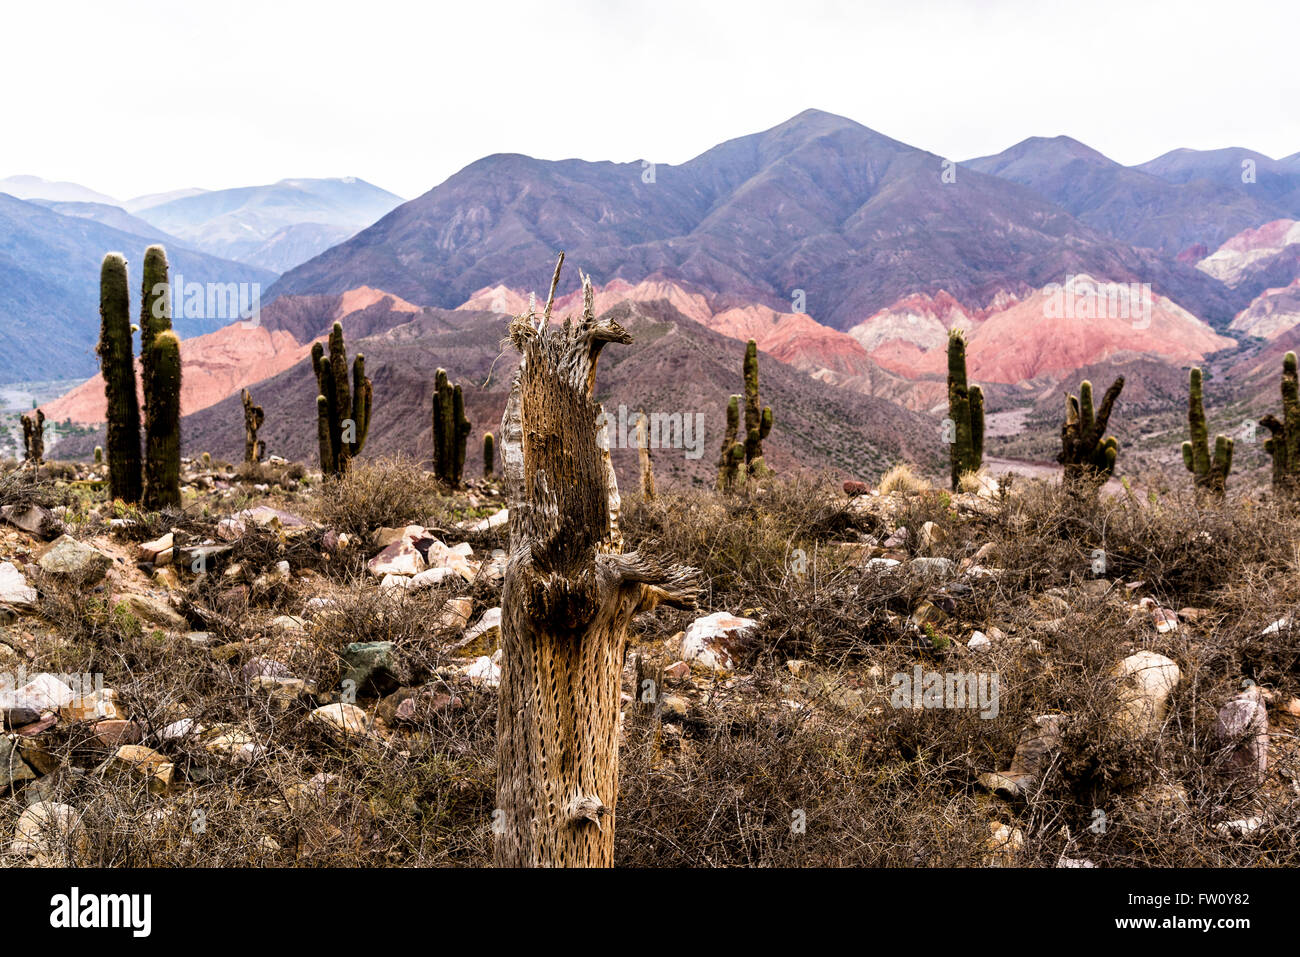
[483,432,495,478]
[741,340,773,477]
[1261,351,1300,497]
[21,408,44,477]
[1058,377,1124,488]
[946,329,984,490]
[143,330,182,509]
[93,446,103,466]
[1181,367,1232,494]
[242,388,265,463]
[140,246,181,510]
[312,322,371,476]
[716,393,745,491]
[98,252,143,503]
[431,368,471,486]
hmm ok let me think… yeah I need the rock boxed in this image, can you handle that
[201,725,262,765]
[270,615,306,633]
[178,543,234,575]
[910,557,956,578]
[2,504,64,540]
[665,660,691,681]
[242,658,293,682]
[116,593,187,631]
[59,687,121,723]
[978,714,1066,797]
[341,641,399,696]
[372,524,424,550]
[883,527,908,548]
[92,719,143,748]
[4,673,75,711]
[462,608,502,653]
[184,631,217,647]
[433,597,474,632]
[842,480,870,497]
[136,532,174,565]
[1152,607,1179,634]
[10,802,86,863]
[309,703,370,739]
[367,540,426,578]
[967,630,991,651]
[0,734,37,786]
[235,506,307,530]
[101,745,174,794]
[1113,651,1181,735]
[216,516,247,541]
[468,508,509,533]
[249,676,314,712]
[680,611,759,672]
[0,561,37,609]
[918,521,946,553]
[1215,685,1268,780]
[466,650,502,688]
[407,566,460,588]
[986,822,1023,866]
[2,706,41,729]
[864,557,901,571]
[37,535,112,582]
[659,695,689,722]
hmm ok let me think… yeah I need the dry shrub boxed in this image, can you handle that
[879,463,932,496]
[309,455,445,537]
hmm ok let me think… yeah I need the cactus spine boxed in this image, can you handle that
[741,340,773,477]
[21,408,44,477]
[716,394,745,491]
[312,322,371,476]
[141,246,180,510]
[98,252,143,503]
[242,388,265,463]
[946,329,984,490]
[1181,367,1232,494]
[1261,351,1300,496]
[483,432,495,478]
[431,368,471,486]
[636,410,656,501]
[1058,377,1124,488]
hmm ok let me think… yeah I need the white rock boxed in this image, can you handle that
[967,630,991,651]
[0,561,37,608]
[680,611,759,672]
[1113,651,1181,735]
[466,650,502,688]
[469,508,508,533]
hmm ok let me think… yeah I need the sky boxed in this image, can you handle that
[3,0,1297,202]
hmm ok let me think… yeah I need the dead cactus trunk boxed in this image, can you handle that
[494,254,699,867]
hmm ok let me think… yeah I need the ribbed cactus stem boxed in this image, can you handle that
[483,432,495,478]
[21,408,44,477]
[312,323,371,476]
[717,393,745,491]
[1058,376,1124,489]
[98,252,143,503]
[1261,351,1300,496]
[431,368,471,486]
[636,410,656,501]
[1181,367,1232,494]
[741,339,772,478]
[143,330,182,509]
[946,329,984,490]
[242,388,265,463]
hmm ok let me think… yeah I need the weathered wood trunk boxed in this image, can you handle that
[494,256,699,868]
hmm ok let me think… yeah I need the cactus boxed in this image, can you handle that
[1260,351,1300,496]
[93,446,103,466]
[143,330,182,509]
[201,451,211,469]
[636,410,656,501]
[98,252,143,503]
[1181,367,1233,494]
[483,432,495,478]
[312,322,371,476]
[21,408,44,477]
[242,388,265,463]
[716,394,745,491]
[431,368,471,486]
[140,246,181,510]
[1058,377,1124,488]
[946,329,984,491]
[741,339,773,477]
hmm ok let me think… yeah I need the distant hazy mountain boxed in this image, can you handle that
[1135,148,1300,215]
[27,199,184,247]
[0,193,277,383]
[269,109,1242,330]
[133,177,404,272]
[124,187,208,213]
[964,136,1289,254]
[0,174,118,205]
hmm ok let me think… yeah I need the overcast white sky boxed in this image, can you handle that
[3,0,1297,201]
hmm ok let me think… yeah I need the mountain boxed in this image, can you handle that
[0,174,117,205]
[1136,148,1300,215]
[964,136,1289,253]
[132,177,405,272]
[56,298,945,486]
[1228,278,1300,341]
[268,109,1243,331]
[123,188,208,213]
[0,193,277,382]
[27,199,184,246]
[1196,219,1300,294]
[849,275,1236,384]
[42,286,421,424]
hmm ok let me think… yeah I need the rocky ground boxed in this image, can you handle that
[0,456,1297,867]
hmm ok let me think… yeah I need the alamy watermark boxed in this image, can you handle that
[890,665,999,718]
[596,404,706,460]
[151,276,261,325]
[1043,275,1151,330]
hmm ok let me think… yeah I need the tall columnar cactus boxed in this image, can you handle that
[741,340,773,477]
[946,329,984,490]
[636,410,656,501]
[483,432,495,478]
[312,322,371,477]
[98,252,143,503]
[716,394,745,491]
[1058,377,1124,488]
[1261,351,1300,496]
[242,388,265,463]
[431,368,471,486]
[140,246,181,510]
[21,408,44,476]
[143,331,182,509]
[1182,367,1233,494]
